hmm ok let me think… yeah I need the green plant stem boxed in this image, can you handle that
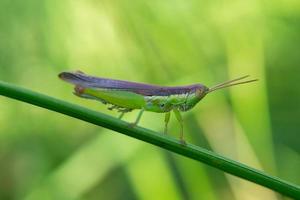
[0,80,299,199]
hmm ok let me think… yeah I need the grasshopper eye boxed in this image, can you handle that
[159,102,168,109]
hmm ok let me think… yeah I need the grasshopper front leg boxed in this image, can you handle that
[173,108,186,145]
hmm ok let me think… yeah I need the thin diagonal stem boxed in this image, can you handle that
[0,80,299,199]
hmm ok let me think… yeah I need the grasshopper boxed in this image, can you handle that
[59,71,257,144]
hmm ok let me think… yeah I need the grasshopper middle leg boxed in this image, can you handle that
[173,109,186,145]
[129,108,145,127]
[164,112,171,134]
[118,112,125,119]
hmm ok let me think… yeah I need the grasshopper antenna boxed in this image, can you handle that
[208,75,258,93]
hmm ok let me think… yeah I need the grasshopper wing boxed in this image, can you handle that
[59,71,202,96]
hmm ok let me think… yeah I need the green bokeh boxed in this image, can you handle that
[0,1,299,199]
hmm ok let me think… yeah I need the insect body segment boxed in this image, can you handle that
[84,88,145,110]
[59,71,257,145]
[144,94,184,113]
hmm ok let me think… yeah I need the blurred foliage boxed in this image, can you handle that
[0,0,299,199]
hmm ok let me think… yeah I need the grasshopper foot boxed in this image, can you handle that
[163,127,168,135]
[128,122,137,128]
[179,139,187,146]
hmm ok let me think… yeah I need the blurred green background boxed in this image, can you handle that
[0,0,299,199]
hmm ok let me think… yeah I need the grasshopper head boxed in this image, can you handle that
[183,76,257,112]
[181,85,209,111]
[195,85,209,100]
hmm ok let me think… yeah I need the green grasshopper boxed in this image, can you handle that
[59,71,257,144]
